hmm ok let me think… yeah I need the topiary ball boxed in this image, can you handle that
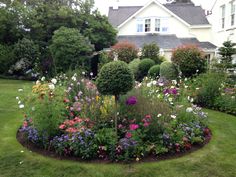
[160,61,178,80]
[128,58,141,79]
[96,61,134,96]
[137,58,155,81]
[148,64,160,78]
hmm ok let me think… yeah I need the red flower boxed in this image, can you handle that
[145,114,151,119]
[63,98,70,103]
[143,122,150,127]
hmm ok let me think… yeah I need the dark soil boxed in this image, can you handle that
[16,130,211,164]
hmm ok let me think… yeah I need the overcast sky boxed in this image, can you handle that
[94,0,216,15]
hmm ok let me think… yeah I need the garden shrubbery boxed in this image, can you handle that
[172,45,206,77]
[0,44,14,74]
[148,65,160,78]
[109,41,138,63]
[141,43,161,64]
[160,61,178,80]
[137,58,155,81]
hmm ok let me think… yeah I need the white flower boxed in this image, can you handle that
[157,113,162,117]
[184,85,188,88]
[32,107,35,111]
[16,97,19,100]
[187,96,190,100]
[18,89,23,92]
[158,82,164,86]
[186,107,193,113]
[184,78,188,81]
[19,161,23,165]
[168,97,173,102]
[20,150,24,153]
[232,96,235,99]
[18,101,21,104]
[190,98,194,103]
[82,71,85,75]
[172,80,177,85]
[147,82,152,87]
[71,76,76,81]
[90,72,93,76]
[196,69,199,73]
[171,115,176,119]
[157,94,161,98]
[152,81,157,85]
[51,78,57,84]
[196,87,199,90]
[36,80,40,85]
[48,83,55,90]
[19,104,24,109]
[41,76,45,81]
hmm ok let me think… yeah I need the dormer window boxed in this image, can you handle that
[155,19,161,32]
[136,17,169,33]
[145,19,151,32]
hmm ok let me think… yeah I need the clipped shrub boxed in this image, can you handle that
[171,45,206,77]
[0,44,14,74]
[10,38,40,76]
[49,27,94,72]
[137,58,155,81]
[96,60,134,98]
[128,58,140,79]
[148,65,160,78]
[110,41,138,63]
[160,61,178,80]
[141,43,161,64]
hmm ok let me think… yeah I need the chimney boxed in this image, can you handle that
[113,0,119,10]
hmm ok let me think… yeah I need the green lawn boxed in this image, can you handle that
[0,79,236,177]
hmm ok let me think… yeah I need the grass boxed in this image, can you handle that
[0,78,236,177]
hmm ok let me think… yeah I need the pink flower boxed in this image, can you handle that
[143,122,150,127]
[23,121,28,127]
[129,124,139,130]
[145,115,151,119]
[125,132,132,138]
[59,124,66,129]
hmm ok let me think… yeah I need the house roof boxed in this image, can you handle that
[108,3,209,27]
[117,34,216,50]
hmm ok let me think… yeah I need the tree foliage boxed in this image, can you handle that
[49,27,94,72]
[218,40,236,68]
[141,43,161,64]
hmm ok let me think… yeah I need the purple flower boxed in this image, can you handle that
[170,88,178,95]
[126,96,137,105]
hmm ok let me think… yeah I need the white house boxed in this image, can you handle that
[208,0,236,46]
[207,0,236,62]
[108,0,216,60]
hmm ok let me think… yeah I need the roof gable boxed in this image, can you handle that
[108,0,209,28]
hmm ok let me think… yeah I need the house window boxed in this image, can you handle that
[155,19,161,32]
[161,18,169,32]
[136,19,144,32]
[231,1,235,26]
[145,19,151,32]
[221,5,226,28]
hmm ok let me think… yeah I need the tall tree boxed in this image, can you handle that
[218,40,236,68]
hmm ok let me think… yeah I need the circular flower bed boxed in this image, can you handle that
[17,73,211,162]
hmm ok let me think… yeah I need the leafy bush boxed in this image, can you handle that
[128,59,140,79]
[0,44,14,74]
[160,61,178,80]
[171,45,206,77]
[110,41,138,63]
[49,27,94,72]
[96,61,134,98]
[137,58,155,81]
[141,43,161,64]
[193,72,225,107]
[214,95,236,115]
[10,38,40,76]
[148,65,160,78]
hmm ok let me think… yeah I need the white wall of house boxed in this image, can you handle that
[208,0,236,46]
[118,2,212,43]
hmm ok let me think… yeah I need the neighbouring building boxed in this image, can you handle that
[207,0,236,62]
[108,0,217,61]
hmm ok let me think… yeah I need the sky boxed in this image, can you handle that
[94,0,216,15]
